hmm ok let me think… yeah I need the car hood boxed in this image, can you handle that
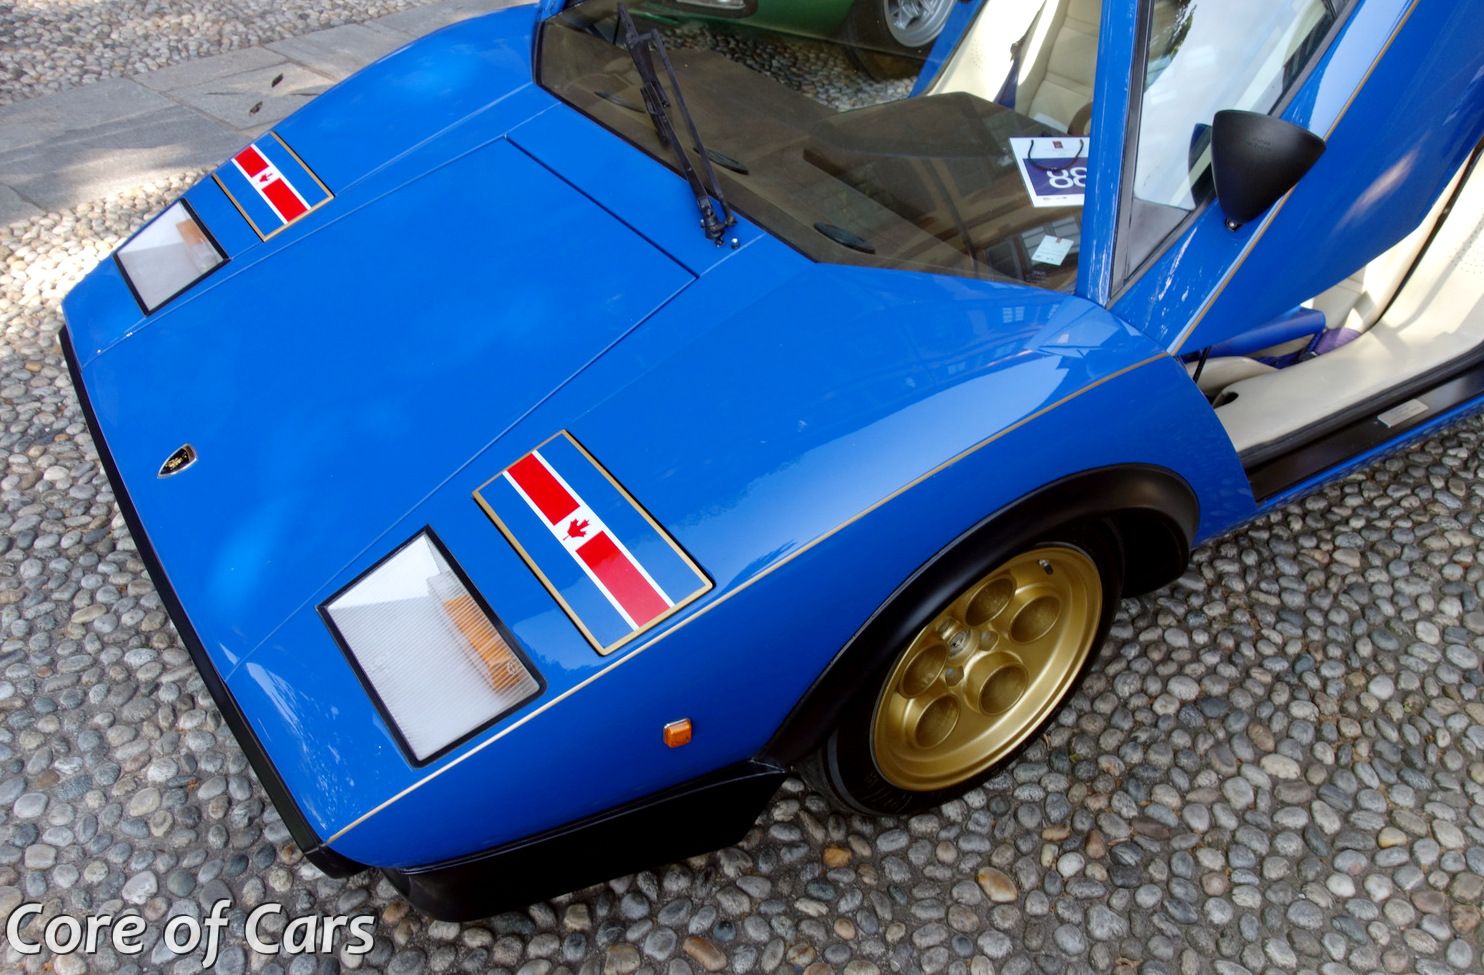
[72,134,705,668]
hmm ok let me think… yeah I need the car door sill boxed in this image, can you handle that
[1242,347,1484,501]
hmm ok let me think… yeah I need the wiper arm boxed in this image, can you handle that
[616,3,736,246]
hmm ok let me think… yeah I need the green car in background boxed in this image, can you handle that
[657,0,961,71]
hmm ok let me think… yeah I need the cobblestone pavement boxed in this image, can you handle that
[4,173,1484,975]
[0,0,451,106]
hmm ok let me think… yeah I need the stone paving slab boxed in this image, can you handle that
[132,47,292,95]
[0,110,243,211]
[0,183,39,225]
[0,0,526,227]
[0,78,176,155]
[166,61,334,133]
[266,23,413,83]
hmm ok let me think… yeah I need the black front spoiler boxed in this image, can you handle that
[60,326,365,879]
[385,760,786,921]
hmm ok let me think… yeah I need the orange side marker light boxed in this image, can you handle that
[663,718,693,748]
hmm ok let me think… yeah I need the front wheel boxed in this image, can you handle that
[803,527,1122,815]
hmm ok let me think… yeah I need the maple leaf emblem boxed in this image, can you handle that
[566,518,590,539]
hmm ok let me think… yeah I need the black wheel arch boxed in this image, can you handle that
[762,463,1197,766]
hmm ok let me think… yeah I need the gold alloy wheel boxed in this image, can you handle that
[871,545,1103,791]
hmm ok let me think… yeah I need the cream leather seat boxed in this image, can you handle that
[1014,0,1101,133]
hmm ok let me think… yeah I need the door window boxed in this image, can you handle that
[1120,0,1343,275]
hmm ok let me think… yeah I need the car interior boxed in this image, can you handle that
[1191,149,1484,467]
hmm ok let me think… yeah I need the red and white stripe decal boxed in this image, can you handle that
[233,144,310,225]
[504,450,672,629]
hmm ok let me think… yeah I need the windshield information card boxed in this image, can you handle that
[1010,137,1089,208]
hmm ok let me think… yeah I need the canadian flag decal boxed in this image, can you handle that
[213,134,331,240]
[475,432,712,655]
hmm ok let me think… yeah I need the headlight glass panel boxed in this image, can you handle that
[115,201,225,313]
[322,531,542,763]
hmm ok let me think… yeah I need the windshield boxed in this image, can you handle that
[539,0,1099,293]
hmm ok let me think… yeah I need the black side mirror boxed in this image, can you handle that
[1210,109,1326,230]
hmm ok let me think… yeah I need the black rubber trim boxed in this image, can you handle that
[59,325,365,879]
[384,760,787,921]
[763,464,1197,765]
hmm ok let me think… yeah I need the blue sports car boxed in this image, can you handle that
[61,0,1484,919]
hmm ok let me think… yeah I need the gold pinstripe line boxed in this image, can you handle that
[321,352,1168,846]
[1165,0,1422,354]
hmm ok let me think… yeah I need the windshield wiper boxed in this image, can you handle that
[615,3,736,246]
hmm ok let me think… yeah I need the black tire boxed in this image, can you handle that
[840,0,956,80]
[800,521,1123,816]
